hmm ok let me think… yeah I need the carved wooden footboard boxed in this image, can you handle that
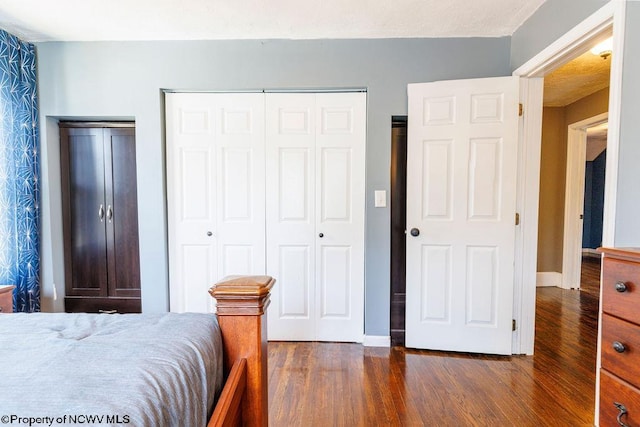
[207,275,274,427]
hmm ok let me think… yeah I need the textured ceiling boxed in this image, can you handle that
[0,0,546,42]
[543,48,611,107]
[544,46,611,159]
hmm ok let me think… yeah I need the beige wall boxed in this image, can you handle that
[537,87,609,273]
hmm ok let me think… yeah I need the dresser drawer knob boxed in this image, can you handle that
[613,341,627,353]
[615,282,628,293]
[614,402,630,427]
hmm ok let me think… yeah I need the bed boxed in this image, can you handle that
[0,275,274,427]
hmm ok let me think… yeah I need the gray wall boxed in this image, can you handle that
[614,2,640,246]
[36,38,511,336]
[510,0,608,70]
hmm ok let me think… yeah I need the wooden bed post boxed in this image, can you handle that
[210,275,274,427]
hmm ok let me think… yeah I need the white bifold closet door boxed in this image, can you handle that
[265,93,366,342]
[166,93,266,313]
[165,91,365,343]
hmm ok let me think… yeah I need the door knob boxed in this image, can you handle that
[319,233,324,238]
[410,228,420,237]
[613,341,626,353]
[615,282,628,293]
[207,231,213,237]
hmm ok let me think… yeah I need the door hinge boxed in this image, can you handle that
[512,319,517,331]
[519,103,523,117]
[515,212,520,226]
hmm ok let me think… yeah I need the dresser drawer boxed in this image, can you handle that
[600,370,640,427]
[602,314,640,388]
[602,257,640,323]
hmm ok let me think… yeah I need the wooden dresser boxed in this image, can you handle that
[0,285,15,313]
[598,248,640,426]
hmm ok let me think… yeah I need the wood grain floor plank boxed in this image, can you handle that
[268,286,599,426]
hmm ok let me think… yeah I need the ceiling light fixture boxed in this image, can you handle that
[591,38,613,59]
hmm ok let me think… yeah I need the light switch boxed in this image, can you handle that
[374,190,387,208]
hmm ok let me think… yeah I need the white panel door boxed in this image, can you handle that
[266,92,366,342]
[314,93,366,342]
[405,77,519,355]
[166,93,265,313]
[266,93,317,340]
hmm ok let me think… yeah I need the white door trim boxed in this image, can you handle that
[512,0,626,355]
[562,113,608,290]
[511,77,544,354]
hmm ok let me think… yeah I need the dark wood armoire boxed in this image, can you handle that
[60,122,141,313]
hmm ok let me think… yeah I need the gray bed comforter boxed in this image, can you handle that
[0,312,224,426]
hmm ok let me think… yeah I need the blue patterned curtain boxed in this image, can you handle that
[0,30,39,312]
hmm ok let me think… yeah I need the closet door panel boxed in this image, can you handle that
[181,244,216,314]
[166,93,218,312]
[215,94,266,277]
[166,93,265,313]
[319,245,352,317]
[62,128,109,297]
[315,92,366,342]
[266,93,316,340]
[106,128,141,297]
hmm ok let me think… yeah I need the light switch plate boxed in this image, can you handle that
[374,190,387,208]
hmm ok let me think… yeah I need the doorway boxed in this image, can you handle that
[579,121,608,298]
[390,116,407,346]
[512,1,625,355]
[562,113,609,291]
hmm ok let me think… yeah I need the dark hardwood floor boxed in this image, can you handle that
[268,275,600,425]
[580,254,601,298]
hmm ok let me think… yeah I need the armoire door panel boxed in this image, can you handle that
[64,128,108,296]
[107,128,140,297]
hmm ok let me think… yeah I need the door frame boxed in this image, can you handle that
[512,1,626,355]
[562,112,608,290]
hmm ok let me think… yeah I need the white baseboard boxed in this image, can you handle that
[363,335,391,347]
[536,272,562,287]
